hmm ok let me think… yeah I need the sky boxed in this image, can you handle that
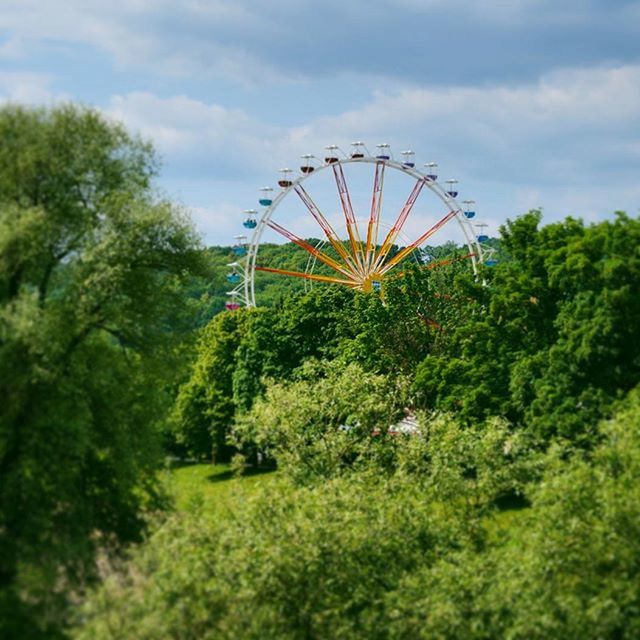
[1,0,639,247]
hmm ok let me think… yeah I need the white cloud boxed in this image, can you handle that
[0,71,66,104]
[98,62,640,243]
[0,0,294,84]
[108,92,256,153]
[0,36,25,59]
[106,63,640,176]
[189,204,241,241]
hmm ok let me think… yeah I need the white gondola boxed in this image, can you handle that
[350,141,367,159]
[424,162,438,181]
[445,179,459,198]
[462,200,476,219]
[376,143,391,160]
[225,290,242,311]
[300,154,316,174]
[401,150,415,168]
[259,187,274,207]
[278,168,293,188]
[324,145,340,164]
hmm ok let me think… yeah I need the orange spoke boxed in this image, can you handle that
[255,265,358,286]
[388,252,477,279]
[424,252,476,269]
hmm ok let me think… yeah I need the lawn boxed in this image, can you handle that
[165,462,528,540]
[165,462,278,513]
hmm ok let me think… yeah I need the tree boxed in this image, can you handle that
[171,309,249,460]
[233,360,406,482]
[411,211,640,443]
[0,104,205,636]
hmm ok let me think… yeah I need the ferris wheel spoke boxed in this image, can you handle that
[425,251,477,269]
[378,209,458,275]
[371,177,427,272]
[365,161,385,270]
[389,252,477,279]
[266,219,357,280]
[294,184,362,277]
[332,164,366,272]
[255,265,357,286]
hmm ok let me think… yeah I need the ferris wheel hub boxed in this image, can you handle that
[361,273,384,293]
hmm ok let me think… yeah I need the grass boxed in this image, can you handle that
[164,462,277,513]
[164,462,529,551]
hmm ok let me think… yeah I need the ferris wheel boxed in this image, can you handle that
[225,142,496,310]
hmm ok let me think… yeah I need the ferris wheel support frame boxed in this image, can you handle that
[242,156,485,308]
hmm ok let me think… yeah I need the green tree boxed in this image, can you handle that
[412,211,640,443]
[0,104,205,636]
[233,360,406,482]
[172,309,249,460]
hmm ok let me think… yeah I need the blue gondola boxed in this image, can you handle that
[477,234,489,242]
[259,198,272,206]
[424,162,438,181]
[446,179,459,198]
[462,201,475,219]
[401,150,415,168]
[233,246,247,256]
[226,273,241,283]
[242,209,258,229]
[376,143,391,160]
[485,259,498,267]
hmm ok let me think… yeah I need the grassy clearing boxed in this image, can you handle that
[164,462,529,541]
[164,462,278,513]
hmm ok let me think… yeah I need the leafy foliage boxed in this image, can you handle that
[233,360,406,482]
[171,309,249,460]
[0,104,206,636]
[3,100,640,640]
[412,211,640,441]
[75,388,640,640]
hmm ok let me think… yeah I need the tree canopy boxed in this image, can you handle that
[0,104,206,637]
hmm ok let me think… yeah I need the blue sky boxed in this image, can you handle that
[1,0,639,246]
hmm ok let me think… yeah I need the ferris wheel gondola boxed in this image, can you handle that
[226,143,495,308]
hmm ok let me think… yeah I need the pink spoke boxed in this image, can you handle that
[294,184,361,277]
[266,219,356,280]
[378,209,458,275]
[365,161,385,269]
[371,177,426,272]
[332,163,365,271]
